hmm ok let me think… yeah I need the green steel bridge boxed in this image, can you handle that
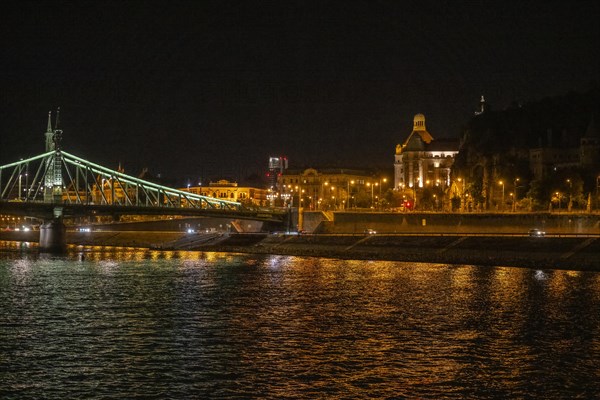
[0,149,288,225]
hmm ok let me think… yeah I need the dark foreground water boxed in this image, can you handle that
[1,242,599,399]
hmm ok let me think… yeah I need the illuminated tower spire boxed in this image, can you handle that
[43,108,64,202]
[45,111,55,152]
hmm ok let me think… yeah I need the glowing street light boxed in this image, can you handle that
[498,180,505,211]
[379,178,387,209]
[367,182,378,208]
[566,179,572,212]
[513,178,520,212]
[346,180,355,210]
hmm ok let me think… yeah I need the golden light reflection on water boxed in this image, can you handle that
[0,240,37,251]
[547,270,572,298]
[490,267,528,309]
[1,243,600,399]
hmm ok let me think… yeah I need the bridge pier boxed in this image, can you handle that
[39,218,67,253]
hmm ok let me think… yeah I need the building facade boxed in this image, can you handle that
[183,180,268,206]
[278,168,384,210]
[394,114,459,191]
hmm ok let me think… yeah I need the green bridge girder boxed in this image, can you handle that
[0,150,288,224]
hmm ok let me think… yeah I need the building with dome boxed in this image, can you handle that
[394,114,459,192]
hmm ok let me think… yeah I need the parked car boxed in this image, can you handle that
[528,228,545,237]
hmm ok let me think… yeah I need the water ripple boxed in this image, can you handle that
[0,250,599,399]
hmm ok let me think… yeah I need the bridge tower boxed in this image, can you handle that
[40,109,66,252]
[43,109,63,203]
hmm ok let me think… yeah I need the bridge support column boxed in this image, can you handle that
[39,219,67,253]
[39,209,67,253]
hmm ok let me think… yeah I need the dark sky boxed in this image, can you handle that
[1,0,598,183]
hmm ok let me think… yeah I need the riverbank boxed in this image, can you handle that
[208,233,599,271]
[1,230,598,271]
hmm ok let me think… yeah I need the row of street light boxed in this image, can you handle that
[278,177,388,210]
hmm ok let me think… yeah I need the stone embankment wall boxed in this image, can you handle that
[305,212,600,235]
[2,217,599,270]
[212,233,599,271]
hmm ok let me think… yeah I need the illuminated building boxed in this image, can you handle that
[394,114,459,190]
[182,180,268,206]
[278,168,379,210]
[267,156,288,191]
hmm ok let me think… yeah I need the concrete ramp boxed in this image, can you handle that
[322,211,334,221]
[163,233,224,250]
[230,220,243,233]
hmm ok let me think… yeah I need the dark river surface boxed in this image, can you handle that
[1,241,599,399]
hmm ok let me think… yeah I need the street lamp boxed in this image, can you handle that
[322,181,329,210]
[24,172,29,201]
[331,186,335,209]
[457,177,465,212]
[379,178,387,209]
[498,180,505,211]
[346,180,354,210]
[566,179,572,212]
[513,178,520,212]
[556,191,561,211]
[367,182,378,208]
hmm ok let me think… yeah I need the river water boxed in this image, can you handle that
[1,241,599,399]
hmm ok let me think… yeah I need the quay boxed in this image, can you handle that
[1,228,598,271]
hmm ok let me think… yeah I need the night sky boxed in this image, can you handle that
[1,1,598,184]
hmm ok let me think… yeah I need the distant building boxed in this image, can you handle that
[267,156,288,190]
[278,168,381,210]
[183,180,268,206]
[529,116,600,179]
[394,114,459,191]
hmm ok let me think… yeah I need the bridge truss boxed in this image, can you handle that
[0,150,243,211]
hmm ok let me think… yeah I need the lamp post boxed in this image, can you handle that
[24,171,29,201]
[379,178,387,210]
[513,178,520,212]
[373,183,378,208]
[331,186,335,209]
[556,191,561,212]
[499,180,505,211]
[346,180,354,210]
[566,179,572,212]
[297,185,304,231]
[322,181,329,210]
[368,182,377,208]
[457,177,465,212]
